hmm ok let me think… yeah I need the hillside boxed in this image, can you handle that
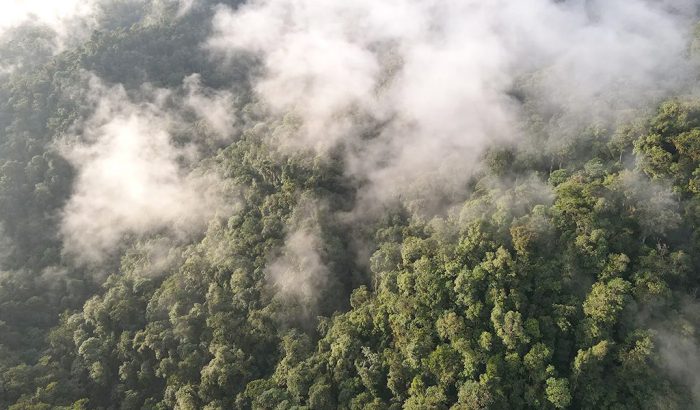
[1,1,700,409]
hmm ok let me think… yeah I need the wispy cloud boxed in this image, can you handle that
[58,74,236,264]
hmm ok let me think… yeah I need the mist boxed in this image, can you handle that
[0,0,200,70]
[1,0,700,408]
[208,0,698,211]
[58,75,236,264]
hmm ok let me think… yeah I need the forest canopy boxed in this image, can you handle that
[1,0,700,409]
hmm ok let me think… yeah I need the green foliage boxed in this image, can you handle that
[1,2,700,409]
[545,377,571,409]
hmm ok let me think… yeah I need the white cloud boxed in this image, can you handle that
[208,0,696,208]
[184,73,237,139]
[59,75,234,263]
[0,0,95,32]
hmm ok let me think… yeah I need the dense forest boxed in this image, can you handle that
[2,0,700,408]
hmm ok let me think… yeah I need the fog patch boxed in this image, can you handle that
[183,73,237,139]
[208,0,697,212]
[58,75,235,264]
[266,199,332,313]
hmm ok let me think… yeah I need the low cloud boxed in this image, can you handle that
[616,170,682,240]
[208,0,697,210]
[0,0,200,71]
[58,75,235,264]
[655,300,700,406]
[267,227,328,304]
[657,328,700,404]
[0,0,96,36]
[266,199,331,311]
[184,73,237,139]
